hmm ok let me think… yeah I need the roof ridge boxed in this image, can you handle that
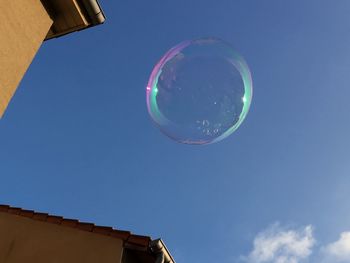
[0,204,151,250]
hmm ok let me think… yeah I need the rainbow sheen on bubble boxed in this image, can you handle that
[146,38,253,145]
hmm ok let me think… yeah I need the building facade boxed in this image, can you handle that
[0,205,174,263]
[0,0,105,117]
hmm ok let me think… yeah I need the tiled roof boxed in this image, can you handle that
[0,204,151,251]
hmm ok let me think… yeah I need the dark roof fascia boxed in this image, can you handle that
[43,0,106,41]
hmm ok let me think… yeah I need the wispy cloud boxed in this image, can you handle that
[241,223,315,263]
[321,232,350,262]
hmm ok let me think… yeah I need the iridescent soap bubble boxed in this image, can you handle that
[146,38,253,145]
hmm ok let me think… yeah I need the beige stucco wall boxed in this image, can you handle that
[0,212,123,263]
[0,0,53,117]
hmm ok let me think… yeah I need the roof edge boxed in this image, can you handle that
[81,0,105,25]
[43,0,106,41]
[0,204,176,262]
[150,239,175,263]
[0,204,149,248]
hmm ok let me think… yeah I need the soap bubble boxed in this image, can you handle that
[146,38,253,145]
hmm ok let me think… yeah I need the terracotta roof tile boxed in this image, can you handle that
[0,205,9,212]
[8,207,21,215]
[47,215,63,224]
[19,210,35,218]
[110,229,131,240]
[61,219,79,228]
[77,222,94,232]
[92,226,113,235]
[127,235,152,248]
[32,212,48,221]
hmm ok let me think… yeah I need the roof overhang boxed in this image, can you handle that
[42,0,106,40]
[150,239,175,263]
[0,204,176,263]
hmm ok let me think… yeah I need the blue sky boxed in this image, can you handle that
[1,0,350,262]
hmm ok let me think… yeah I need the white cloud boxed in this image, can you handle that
[321,232,350,262]
[242,223,315,263]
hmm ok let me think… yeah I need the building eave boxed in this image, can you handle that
[150,239,175,263]
[42,0,106,40]
[0,204,175,262]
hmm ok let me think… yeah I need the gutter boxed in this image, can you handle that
[43,0,106,40]
[81,0,106,25]
[150,239,175,263]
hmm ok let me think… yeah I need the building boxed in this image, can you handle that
[0,3,175,262]
[0,0,106,117]
[0,205,175,263]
